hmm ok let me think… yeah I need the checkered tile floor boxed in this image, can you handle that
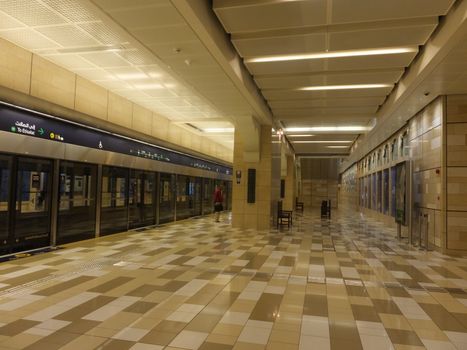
[1,210,467,350]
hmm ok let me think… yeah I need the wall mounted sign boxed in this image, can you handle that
[0,103,232,175]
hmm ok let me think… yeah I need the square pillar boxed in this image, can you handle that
[232,125,271,230]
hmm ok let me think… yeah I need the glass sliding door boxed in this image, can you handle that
[202,178,214,215]
[383,169,389,215]
[57,161,97,244]
[14,157,52,245]
[129,170,156,229]
[193,177,202,217]
[391,167,397,217]
[377,171,382,212]
[176,175,192,220]
[0,155,11,250]
[159,173,175,224]
[100,166,129,235]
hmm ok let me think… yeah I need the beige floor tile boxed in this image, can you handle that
[59,335,108,350]
[205,333,237,345]
[233,342,265,350]
[266,341,299,350]
[212,324,244,336]
[269,329,300,344]
[379,314,413,331]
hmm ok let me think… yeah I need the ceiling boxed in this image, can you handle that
[0,0,463,159]
[0,0,254,149]
[213,0,456,155]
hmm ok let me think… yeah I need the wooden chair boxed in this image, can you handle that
[277,200,293,228]
[295,197,304,212]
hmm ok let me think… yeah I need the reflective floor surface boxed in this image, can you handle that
[0,210,467,350]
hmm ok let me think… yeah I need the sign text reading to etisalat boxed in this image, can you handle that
[12,121,35,136]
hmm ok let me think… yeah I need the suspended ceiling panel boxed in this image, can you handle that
[255,69,403,89]
[214,0,456,155]
[0,0,261,151]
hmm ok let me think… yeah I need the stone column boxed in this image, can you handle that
[283,155,296,211]
[232,125,272,230]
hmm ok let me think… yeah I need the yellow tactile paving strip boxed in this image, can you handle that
[0,211,467,350]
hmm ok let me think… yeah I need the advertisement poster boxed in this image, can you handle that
[395,162,407,225]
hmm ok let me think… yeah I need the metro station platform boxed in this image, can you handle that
[0,211,466,350]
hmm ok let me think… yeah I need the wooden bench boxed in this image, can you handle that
[295,197,304,212]
[277,200,293,228]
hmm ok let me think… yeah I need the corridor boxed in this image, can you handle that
[0,212,466,350]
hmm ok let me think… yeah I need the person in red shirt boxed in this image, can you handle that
[213,185,224,222]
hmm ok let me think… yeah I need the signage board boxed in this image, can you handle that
[0,104,231,175]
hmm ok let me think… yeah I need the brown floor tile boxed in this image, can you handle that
[330,338,363,350]
[55,295,116,321]
[371,299,402,315]
[419,303,467,332]
[88,276,134,293]
[0,319,39,336]
[124,301,158,314]
[351,304,380,322]
[185,314,222,332]
[250,293,283,322]
[199,342,233,350]
[303,294,328,317]
[385,329,424,347]
[34,276,95,296]
[99,339,135,350]
[139,330,178,346]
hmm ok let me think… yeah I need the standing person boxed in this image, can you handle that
[213,184,224,222]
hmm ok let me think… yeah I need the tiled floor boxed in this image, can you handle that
[1,210,467,350]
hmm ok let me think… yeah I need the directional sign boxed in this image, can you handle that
[0,103,232,175]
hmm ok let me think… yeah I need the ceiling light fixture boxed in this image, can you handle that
[291,140,353,144]
[286,134,314,137]
[285,126,369,132]
[133,83,164,89]
[245,47,418,63]
[204,128,235,133]
[114,73,148,80]
[327,145,350,148]
[299,84,391,91]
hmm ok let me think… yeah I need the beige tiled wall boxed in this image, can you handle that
[75,77,108,120]
[446,95,467,251]
[0,39,32,95]
[232,126,272,230]
[282,156,296,211]
[302,179,338,208]
[30,55,76,110]
[339,164,358,211]
[354,97,444,249]
[0,37,232,164]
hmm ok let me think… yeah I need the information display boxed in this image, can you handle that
[0,104,231,175]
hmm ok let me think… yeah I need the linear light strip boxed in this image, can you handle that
[285,126,368,132]
[291,140,353,144]
[204,128,235,133]
[245,47,418,63]
[299,84,391,91]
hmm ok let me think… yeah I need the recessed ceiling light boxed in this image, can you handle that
[287,134,314,137]
[285,126,369,132]
[327,145,350,148]
[133,83,164,89]
[114,73,148,80]
[291,140,353,144]
[299,84,391,91]
[245,47,418,63]
[204,128,234,133]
